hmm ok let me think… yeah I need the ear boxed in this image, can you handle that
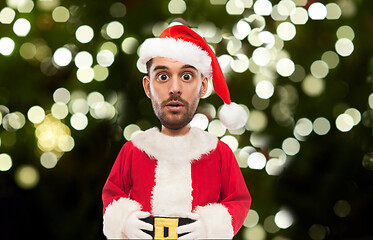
[142,76,151,98]
[200,76,209,98]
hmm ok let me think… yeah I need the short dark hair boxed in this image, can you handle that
[146,59,153,74]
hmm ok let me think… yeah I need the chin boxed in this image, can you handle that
[161,117,191,130]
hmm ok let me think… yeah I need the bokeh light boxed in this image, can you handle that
[362,152,373,170]
[168,0,187,14]
[75,51,93,69]
[75,25,94,44]
[345,108,361,126]
[309,224,327,240]
[253,0,272,16]
[310,60,329,79]
[27,105,45,124]
[93,65,109,81]
[190,113,209,130]
[277,58,295,77]
[208,119,226,137]
[13,18,31,37]
[321,51,339,69]
[282,137,300,156]
[369,93,373,109]
[258,31,274,47]
[2,112,26,131]
[244,225,266,240]
[263,215,280,234]
[35,114,74,153]
[289,64,305,82]
[53,47,72,67]
[313,117,331,135]
[53,87,71,104]
[308,2,327,20]
[106,21,124,39]
[246,110,267,132]
[337,25,355,40]
[247,151,266,170]
[40,151,58,169]
[14,164,39,189]
[52,6,70,22]
[123,124,142,141]
[302,75,325,97]
[336,113,354,132]
[335,38,354,57]
[100,42,118,56]
[274,209,294,229]
[294,118,313,138]
[255,80,274,99]
[230,53,249,73]
[221,135,239,152]
[97,49,115,67]
[51,102,69,119]
[252,47,271,66]
[326,3,342,20]
[0,153,12,171]
[36,0,60,11]
[121,37,139,55]
[77,67,94,83]
[243,209,260,228]
[265,158,284,176]
[109,2,126,17]
[277,22,296,41]
[0,37,15,56]
[71,98,89,114]
[70,113,88,131]
[0,7,16,24]
[290,7,308,25]
[226,0,245,15]
[277,0,296,17]
[233,20,251,40]
[333,200,351,218]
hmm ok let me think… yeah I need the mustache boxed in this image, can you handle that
[161,95,189,108]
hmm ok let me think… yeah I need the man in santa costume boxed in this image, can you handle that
[102,23,251,239]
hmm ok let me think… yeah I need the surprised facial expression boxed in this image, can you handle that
[143,57,208,131]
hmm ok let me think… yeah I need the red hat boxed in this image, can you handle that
[139,24,247,129]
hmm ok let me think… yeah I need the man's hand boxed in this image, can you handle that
[176,213,207,239]
[123,211,153,239]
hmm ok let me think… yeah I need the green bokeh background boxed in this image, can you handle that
[1,0,373,239]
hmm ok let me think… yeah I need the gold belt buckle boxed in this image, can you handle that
[153,217,179,239]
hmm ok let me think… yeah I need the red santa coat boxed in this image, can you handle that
[102,127,251,239]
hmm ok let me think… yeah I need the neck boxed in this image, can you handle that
[161,124,190,136]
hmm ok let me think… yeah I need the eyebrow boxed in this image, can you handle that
[152,65,169,72]
[152,64,197,72]
[181,64,197,71]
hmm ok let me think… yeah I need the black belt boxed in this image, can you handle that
[141,216,195,239]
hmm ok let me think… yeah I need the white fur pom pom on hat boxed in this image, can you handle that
[219,102,248,129]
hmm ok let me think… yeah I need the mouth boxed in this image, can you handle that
[165,101,184,112]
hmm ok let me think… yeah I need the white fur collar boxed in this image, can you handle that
[131,127,218,163]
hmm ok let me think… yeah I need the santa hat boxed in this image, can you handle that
[139,24,248,129]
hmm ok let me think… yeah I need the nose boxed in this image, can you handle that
[169,77,182,95]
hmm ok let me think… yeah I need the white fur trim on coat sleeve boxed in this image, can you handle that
[219,102,248,130]
[195,203,234,239]
[103,198,142,239]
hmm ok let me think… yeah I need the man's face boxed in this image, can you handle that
[143,57,208,131]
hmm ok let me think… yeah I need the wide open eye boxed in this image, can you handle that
[182,73,192,81]
[157,74,169,81]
